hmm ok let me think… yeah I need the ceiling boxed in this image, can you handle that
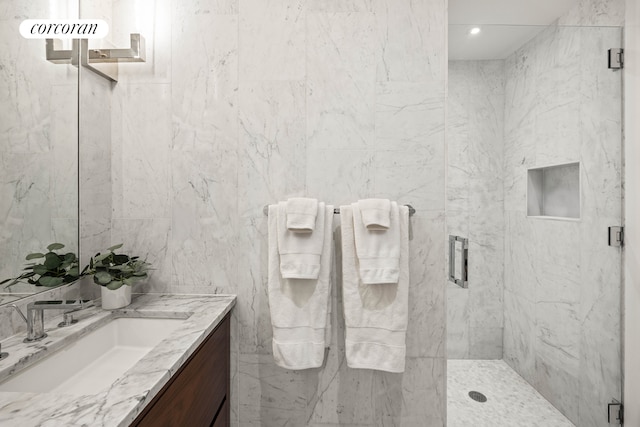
[449,0,580,60]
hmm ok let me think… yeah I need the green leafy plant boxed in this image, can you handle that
[0,243,80,288]
[83,243,151,291]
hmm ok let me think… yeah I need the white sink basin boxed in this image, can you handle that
[0,317,186,395]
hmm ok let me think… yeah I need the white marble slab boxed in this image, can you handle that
[0,294,235,427]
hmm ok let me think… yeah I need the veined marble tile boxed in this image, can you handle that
[446,60,505,359]
[79,70,112,224]
[307,0,373,12]
[51,218,78,253]
[305,148,373,206]
[405,213,445,358]
[171,149,238,221]
[534,350,580,425]
[533,219,581,304]
[170,140,239,292]
[0,0,76,19]
[304,353,377,425]
[558,0,625,26]
[469,327,503,360]
[578,309,621,427]
[535,301,580,373]
[0,24,54,154]
[238,80,306,218]
[577,216,621,427]
[79,218,111,270]
[503,78,536,211]
[306,12,376,82]
[532,26,582,84]
[239,0,305,81]
[119,84,172,219]
[172,0,239,15]
[374,0,446,82]
[466,62,505,177]
[373,357,446,426]
[467,241,503,330]
[375,81,445,152]
[578,28,622,220]
[237,353,308,426]
[373,147,445,213]
[50,84,78,220]
[111,218,172,294]
[446,286,470,359]
[235,216,273,355]
[468,199,503,247]
[171,13,238,152]
[503,216,536,303]
[503,290,536,381]
[170,151,239,294]
[0,152,53,287]
[306,79,375,151]
[446,73,470,212]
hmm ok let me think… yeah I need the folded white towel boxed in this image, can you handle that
[352,201,400,284]
[340,205,409,373]
[286,197,318,233]
[277,201,325,279]
[358,198,391,230]
[268,204,334,370]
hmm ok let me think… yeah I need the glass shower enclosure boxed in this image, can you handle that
[446,22,623,427]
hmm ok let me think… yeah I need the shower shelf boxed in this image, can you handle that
[527,162,580,220]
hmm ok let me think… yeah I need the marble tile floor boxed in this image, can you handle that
[447,359,576,427]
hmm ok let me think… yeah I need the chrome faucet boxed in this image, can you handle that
[25,300,94,342]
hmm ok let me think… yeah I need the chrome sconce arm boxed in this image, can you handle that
[45,33,146,82]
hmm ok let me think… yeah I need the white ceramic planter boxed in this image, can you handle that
[101,285,132,309]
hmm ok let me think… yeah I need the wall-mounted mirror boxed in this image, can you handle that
[0,1,79,305]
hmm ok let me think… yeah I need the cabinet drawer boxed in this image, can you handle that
[133,314,230,427]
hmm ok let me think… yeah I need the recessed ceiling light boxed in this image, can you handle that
[469,27,481,36]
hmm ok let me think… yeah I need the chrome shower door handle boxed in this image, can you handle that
[448,235,469,288]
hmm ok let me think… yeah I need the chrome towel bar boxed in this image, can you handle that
[263,204,416,217]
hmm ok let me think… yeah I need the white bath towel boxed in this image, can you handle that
[268,204,334,370]
[277,201,325,279]
[286,197,318,233]
[340,204,409,373]
[358,198,391,230]
[352,201,401,284]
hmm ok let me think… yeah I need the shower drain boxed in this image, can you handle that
[468,391,487,403]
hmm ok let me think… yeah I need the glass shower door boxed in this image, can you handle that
[446,23,623,427]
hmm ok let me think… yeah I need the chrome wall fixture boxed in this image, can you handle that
[261,204,416,217]
[449,235,468,288]
[45,33,146,82]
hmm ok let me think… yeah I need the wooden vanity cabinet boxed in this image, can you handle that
[132,313,230,427]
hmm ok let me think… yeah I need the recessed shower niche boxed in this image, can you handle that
[527,162,580,219]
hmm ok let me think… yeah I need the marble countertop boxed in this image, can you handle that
[0,294,236,427]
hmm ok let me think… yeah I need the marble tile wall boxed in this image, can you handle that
[0,1,79,306]
[103,0,447,425]
[446,60,505,360]
[502,21,623,427]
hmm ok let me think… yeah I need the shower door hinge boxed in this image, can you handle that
[608,48,624,70]
[608,226,624,247]
[608,400,623,424]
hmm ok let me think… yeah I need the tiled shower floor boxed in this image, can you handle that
[447,360,576,427]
